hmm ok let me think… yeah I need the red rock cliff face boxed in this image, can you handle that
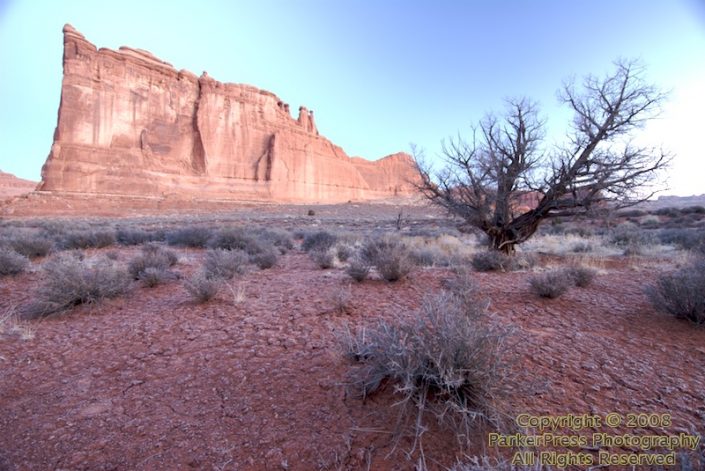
[39,25,419,202]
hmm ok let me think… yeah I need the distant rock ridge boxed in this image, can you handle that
[0,170,37,198]
[39,24,419,202]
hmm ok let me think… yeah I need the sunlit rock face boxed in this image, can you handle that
[39,25,419,202]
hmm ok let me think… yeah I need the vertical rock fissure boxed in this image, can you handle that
[254,133,275,182]
[191,79,206,175]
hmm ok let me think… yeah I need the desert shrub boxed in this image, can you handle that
[208,228,263,254]
[513,252,537,270]
[638,215,661,227]
[681,205,705,215]
[571,241,593,253]
[410,248,438,266]
[647,258,705,324]
[658,228,705,251]
[165,227,213,248]
[471,250,512,272]
[249,247,277,269]
[60,230,116,250]
[203,248,248,279]
[253,228,294,252]
[302,231,337,252]
[23,255,130,318]
[8,234,52,258]
[183,271,220,303]
[116,228,163,245]
[622,243,643,256]
[335,244,354,262]
[360,236,414,281]
[529,269,572,298]
[311,248,335,269]
[618,209,647,218]
[307,209,316,216]
[565,265,597,288]
[346,258,371,282]
[138,267,170,288]
[610,223,655,247]
[0,248,29,276]
[340,291,509,448]
[331,285,352,314]
[655,207,681,217]
[127,245,178,279]
[442,268,489,311]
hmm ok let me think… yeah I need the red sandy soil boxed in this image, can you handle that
[0,192,425,218]
[1,245,704,470]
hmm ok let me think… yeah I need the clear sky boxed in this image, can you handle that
[0,0,703,196]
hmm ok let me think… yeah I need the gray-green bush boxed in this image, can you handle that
[128,244,178,280]
[340,291,509,450]
[203,249,248,279]
[529,269,572,298]
[360,236,414,281]
[302,231,337,252]
[8,234,52,258]
[0,248,29,276]
[647,258,705,324]
[471,251,512,272]
[24,255,130,318]
[345,257,371,282]
[183,271,221,303]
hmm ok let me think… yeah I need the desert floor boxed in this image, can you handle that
[1,201,704,470]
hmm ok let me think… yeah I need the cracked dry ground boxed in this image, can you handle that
[1,251,705,470]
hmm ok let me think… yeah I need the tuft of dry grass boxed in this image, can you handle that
[331,284,352,314]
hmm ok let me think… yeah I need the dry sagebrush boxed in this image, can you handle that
[340,290,512,453]
[23,254,130,319]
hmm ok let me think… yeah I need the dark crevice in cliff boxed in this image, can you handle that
[191,80,206,175]
[254,134,275,182]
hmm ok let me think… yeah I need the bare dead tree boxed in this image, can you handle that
[414,59,670,254]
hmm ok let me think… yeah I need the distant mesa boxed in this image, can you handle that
[0,170,37,199]
[38,24,419,203]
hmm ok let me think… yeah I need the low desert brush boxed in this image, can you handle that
[302,230,337,252]
[647,258,705,324]
[203,248,248,279]
[127,244,178,279]
[529,269,572,298]
[23,255,131,318]
[340,291,511,452]
[346,257,371,282]
[311,248,336,269]
[360,236,415,281]
[471,251,512,272]
[8,233,52,258]
[565,265,597,288]
[249,247,278,269]
[0,248,29,276]
[183,271,221,303]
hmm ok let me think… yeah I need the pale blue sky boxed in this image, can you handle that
[1,0,704,195]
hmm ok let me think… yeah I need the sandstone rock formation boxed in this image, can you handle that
[39,25,419,203]
[0,170,37,199]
